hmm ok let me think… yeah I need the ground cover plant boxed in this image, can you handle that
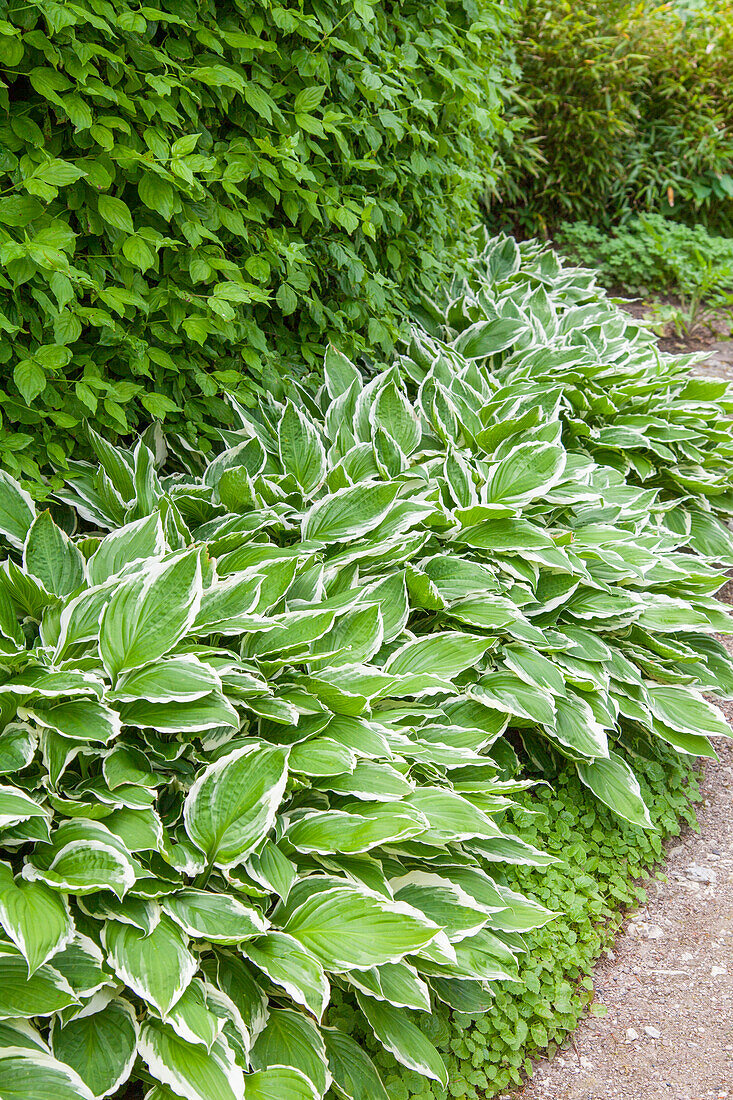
[556,215,733,336]
[0,241,732,1097]
[556,215,733,298]
[332,741,702,1097]
[0,0,519,487]
[492,0,733,236]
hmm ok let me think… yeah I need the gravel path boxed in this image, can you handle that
[513,737,733,1100]
[512,333,733,1099]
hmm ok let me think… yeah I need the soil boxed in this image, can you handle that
[510,344,733,1100]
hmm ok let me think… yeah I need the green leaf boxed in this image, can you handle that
[183,744,289,870]
[283,885,439,971]
[294,86,327,112]
[14,360,46,404]
[99,549,203,680]
[276,283,298,315]
[122,234,155,272]
[0,862,72,974]
[98,195,134,234]
[355,994,447,1085]
[51,999,137,1099]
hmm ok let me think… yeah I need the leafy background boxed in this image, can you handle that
[0,0,518,488]
[491,0,733,236]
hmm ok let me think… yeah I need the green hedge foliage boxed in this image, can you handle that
[0,235,730,1098]
[332,742,702,1098]
[492,0,733,235]
[0,0,518,487]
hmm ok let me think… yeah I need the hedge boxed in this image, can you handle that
[0,0,518,488]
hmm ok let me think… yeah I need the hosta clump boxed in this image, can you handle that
[418,233,733,563]
[0,458,556,1098]
[0,319,732,1098]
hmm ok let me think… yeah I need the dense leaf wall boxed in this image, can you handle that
[0,0,518,488]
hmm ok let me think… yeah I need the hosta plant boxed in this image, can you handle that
[0,314,731,1097]
[0,450,556,1098]
[417,233,733,563]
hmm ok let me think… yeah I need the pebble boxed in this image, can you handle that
[626,1027,639,1041]
[645,1026,661,1039]
[686,864,718,883]
[712,966,728,977]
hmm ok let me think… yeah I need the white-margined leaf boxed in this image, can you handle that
[87,513,166,586]
[50,998,138,1099]
[251,1008,330,1096]
[183,744,289,870]
[139,1020,245,1100]
[576,752,654,829]
[0,786,48,829]
[243,931,329,1020]
[0,950,78,1018]
[0,1046,94,1100]
[243,1066,319,1100]
[282,886,439,971]
[301,482,400,543]
[0,861,73,973]
[278,401,327,494]
[322,1026,389,1100]
[109,656,221,703]
[162,889,268,943]
[23,511,85,597]
[384,632,491,679]
[99,548,203,680]
[355,994,447,1085]
[103,915,196,1015]
[0,471,36,550]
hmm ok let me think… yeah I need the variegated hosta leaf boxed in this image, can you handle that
[0,863,73,974]
[0,1046,95,1100]
[50,999,138,1100]
[0,234,731,1096]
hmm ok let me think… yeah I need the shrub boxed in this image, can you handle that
[492,0,733,235]
[0,234,731,1095]
[0,0,519,488]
